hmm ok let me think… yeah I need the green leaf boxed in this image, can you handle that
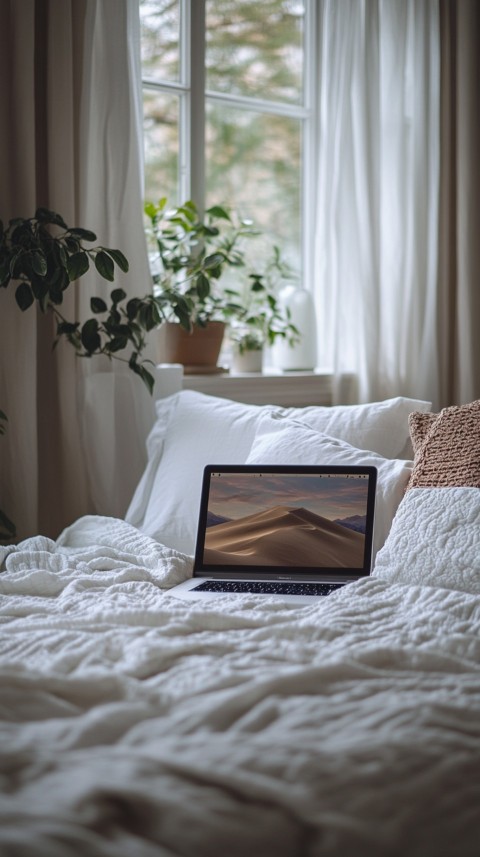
[35,208,68,229]
[10,251,26,279]
[64,237,80,253]
[57,245,67,268]
[90,296,108,314]
[147,303,161,331]
[129,358,154,395]
[31,251,48,277]
[11,221,35,244]
[173,305,193,331]
[106,335,128,353]
[126,298,141,320]
[80,318,101,354]
[195,272,210,300]
[144,201,159,220]
[182,199,197,214]
[94,251,115,281]
[67,252,90,281]
[250,278,265,292]
[104,248,129,273]
[169,215,192,232]
[203,253,225,270]
[0,259,10,286]
[206,205,231,221]
[106,307,121,326]
[110,287,127,304]
[202,225,220,237]
[68,227,97,242]
[178,204,196,223]
[15,282,34,311]
[57,321,80,336]
[48,288,64,306]
[149,301,163,328]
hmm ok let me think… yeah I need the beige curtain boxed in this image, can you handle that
[0,0,151,542]
[438,0,480,408]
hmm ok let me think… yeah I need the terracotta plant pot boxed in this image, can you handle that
[156,321,226,374]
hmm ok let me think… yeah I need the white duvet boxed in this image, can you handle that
[0,492,479,857]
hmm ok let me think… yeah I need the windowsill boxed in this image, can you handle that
[181,368,335,407]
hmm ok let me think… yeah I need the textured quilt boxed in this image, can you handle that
[0,504,479,857]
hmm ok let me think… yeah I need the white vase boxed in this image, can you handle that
[272,285,317,370]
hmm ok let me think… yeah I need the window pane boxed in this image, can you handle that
[143,90,180,204]
[206,0,305,104]
[205,103,301,268]
[140,0,180,83]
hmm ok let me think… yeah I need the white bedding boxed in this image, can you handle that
[1,505,479,857]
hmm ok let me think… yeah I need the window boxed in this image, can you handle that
[140,0,314,282]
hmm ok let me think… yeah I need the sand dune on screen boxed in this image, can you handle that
[204,505,365,567]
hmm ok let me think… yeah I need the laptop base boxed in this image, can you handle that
[168,577,349,604]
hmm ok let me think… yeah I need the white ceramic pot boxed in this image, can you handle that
[231,348,263,374]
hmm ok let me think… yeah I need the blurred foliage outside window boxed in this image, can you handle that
[140,0,308,275]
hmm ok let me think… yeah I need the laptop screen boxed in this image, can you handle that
[194,465,377,579]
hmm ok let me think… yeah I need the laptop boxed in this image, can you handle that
[169,464,377,603]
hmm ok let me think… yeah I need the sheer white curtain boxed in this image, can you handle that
[314,0,442,407]
[0,0,152,540]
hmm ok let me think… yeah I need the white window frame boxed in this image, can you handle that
[141,0,316,289]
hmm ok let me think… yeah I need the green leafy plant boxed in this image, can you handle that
[227,246,300,354]
[144,198,300,354]
[144,198,259,329]
[0,208,130,311]
[0,208,165,392]
[0,207,159,541]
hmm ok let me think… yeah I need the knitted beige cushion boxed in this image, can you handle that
[408,411,437,450]
[407,400,480,489]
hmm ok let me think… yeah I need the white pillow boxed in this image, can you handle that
[126,391,274,553]
[245,416,413,558]
[281,396,431,460]
[126,391,429,554]
[373,487,480,593]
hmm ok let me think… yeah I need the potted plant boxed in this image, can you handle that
[227,247,300,373]
[144,198,260,372]
[143,198,303,374]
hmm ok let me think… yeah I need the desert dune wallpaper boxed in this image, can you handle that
[204,473,369,568]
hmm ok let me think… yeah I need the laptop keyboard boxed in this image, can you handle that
[193,580,344,597]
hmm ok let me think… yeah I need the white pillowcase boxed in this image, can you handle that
[245,416,413,558]
[279,398,430,460]
[373,488,480,593]
[126,391,429,554]
[126,392,271,554]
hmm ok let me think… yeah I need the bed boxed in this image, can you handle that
[1,390,479,857]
